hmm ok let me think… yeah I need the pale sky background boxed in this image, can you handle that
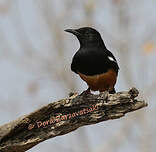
[0,0,156,152]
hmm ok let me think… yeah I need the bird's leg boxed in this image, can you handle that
[80,87,91,96]
[108,87,116,94]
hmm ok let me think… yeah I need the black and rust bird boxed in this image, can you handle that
[65,27,119,94]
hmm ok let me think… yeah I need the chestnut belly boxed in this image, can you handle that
[78,69,117,92]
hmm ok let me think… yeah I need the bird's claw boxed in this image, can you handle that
[80,88,91,96]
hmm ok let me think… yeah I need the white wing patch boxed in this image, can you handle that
[108,56,117,63]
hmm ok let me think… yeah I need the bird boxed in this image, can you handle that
[65,27,119,94]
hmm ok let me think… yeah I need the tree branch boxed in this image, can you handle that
[0,88,147,152]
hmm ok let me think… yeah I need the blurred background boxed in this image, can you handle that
[0,0,156,152]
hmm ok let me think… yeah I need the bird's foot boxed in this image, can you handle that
[108,88,116,94]
[80,88,91,96]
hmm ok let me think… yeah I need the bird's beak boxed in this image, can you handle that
[64,29,82,37]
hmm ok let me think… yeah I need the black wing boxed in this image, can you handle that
[71,47,119,76]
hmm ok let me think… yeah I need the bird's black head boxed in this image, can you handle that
[65,27,105,47]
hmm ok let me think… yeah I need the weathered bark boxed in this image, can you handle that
[0,88,147,152]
